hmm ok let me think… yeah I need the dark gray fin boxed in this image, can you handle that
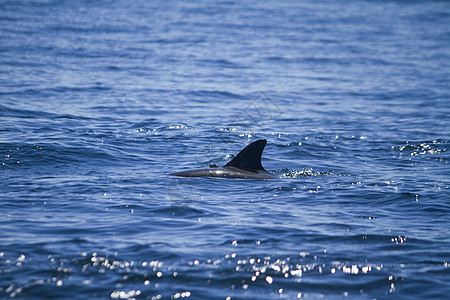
[225,139,269,172]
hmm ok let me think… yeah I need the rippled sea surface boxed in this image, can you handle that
[1,0,449,299]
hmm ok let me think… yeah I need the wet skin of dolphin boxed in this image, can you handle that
[170,139,276,179]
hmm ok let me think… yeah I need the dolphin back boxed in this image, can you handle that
[170,139,275,179]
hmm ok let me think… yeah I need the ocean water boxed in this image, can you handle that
[1,0,449,299]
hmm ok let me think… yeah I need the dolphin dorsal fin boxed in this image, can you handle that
[225,139,268,172]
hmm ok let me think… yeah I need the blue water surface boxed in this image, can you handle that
[1,0,449,299]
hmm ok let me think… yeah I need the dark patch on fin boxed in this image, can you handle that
[225,139,268,172]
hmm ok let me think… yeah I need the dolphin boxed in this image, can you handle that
[170,139,276,179]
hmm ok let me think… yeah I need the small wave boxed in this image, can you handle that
[197,58,245,69]
[129,119,160,129]
[149,205,207,218]
[0,143,118,170]
[0,103,54,119]
[159,124,193,131]
[278,168,333,178]
[183,90,245,100]
[392,140,447,156]
[0,101,90,120]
